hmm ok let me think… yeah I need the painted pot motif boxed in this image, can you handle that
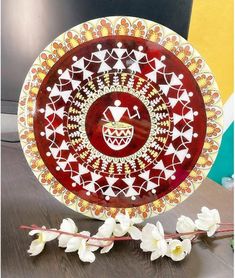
[102,122,134,151]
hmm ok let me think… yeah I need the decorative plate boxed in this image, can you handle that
[18,16,223,220]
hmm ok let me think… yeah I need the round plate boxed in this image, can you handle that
[18,16,223,220]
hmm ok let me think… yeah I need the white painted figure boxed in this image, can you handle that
[102,100,140,123]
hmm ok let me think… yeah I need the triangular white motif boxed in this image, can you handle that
[139,170,150,181]
[45,127,54,139]
[71,174,82,184]
[104,186,116,197]
[145,71,157,82]
[153,160,165,170]
[159,84,170,96]
[126,187,139,197]
[153,58,165,71]
[55,107,64,119]
[57,161,67,171]
[128,62,141,73]
[123,177,136,187]
[164,169,175,179]
[93,49,108,61]
[72,58,85,69]
[91,172,102,182]
[180,90,190,102]
[61,90,72,103]
[176,149,188,163]
[59,69,71,80]
[106,177,118,186]
[109,106,126,122]
[83,182,96,192]
[50,85,61,97]
[67,153,76,163]
[165,144,176,156]
[55,124,64,135]
[113,48,127,58]
[113,59,126,70]
[170,73,182,86]
[49,147,60,158]
[97,61,112,73]
[45,105,54,118]
[71,80,81,90]
[172,127,193,142]
[123,177,138,197]
[184,110,194,121]
[78,164,89,175]
[182,128,193,142]
[133,50,146,61]
[169,97,178,108]
[83,69,93,80]
[173,113,182,125]
[172,127,181,141]
[146,180,159,190]
[60,140,69,150]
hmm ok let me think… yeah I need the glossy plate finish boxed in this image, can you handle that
[18,16,223,220]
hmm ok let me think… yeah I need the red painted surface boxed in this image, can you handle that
[34,36,206,207]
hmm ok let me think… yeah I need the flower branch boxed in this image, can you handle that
[20,224,233,241]
[20,207,234,263]
[20,225,133,242]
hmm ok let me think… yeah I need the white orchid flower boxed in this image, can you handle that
[27,226,58,256]
[176,215,196,240]
[195,207,221,237]
[140,222,167,261]
[58,218,78,248]
[65,231,95,263]
[114,213,142,240]
[88,218,116,254]
[166,239,191,261]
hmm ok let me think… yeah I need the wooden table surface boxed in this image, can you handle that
[1,142,234,278]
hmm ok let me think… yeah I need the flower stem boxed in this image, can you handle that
[19,225,132,241]
[19,224,234,242]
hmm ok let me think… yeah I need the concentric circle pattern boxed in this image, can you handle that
[18,17,223,220]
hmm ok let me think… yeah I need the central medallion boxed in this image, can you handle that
[85,92,151,157]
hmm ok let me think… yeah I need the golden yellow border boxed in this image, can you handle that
[18,16,223,220]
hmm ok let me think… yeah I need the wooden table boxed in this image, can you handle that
[2,142,234,278]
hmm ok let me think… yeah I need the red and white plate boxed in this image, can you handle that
[18,16,223,220]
